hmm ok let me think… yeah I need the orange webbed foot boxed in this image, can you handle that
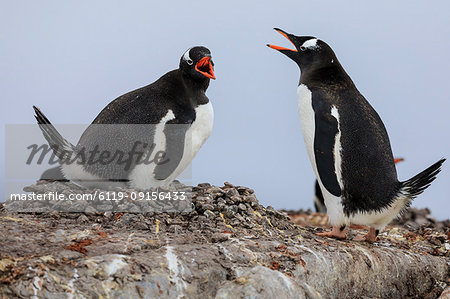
[316,225,348,240]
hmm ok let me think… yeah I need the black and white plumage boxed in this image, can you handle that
[314,158,405,213]
[268,28,445,242]
[34,46,215,189]
[313,180,327,213]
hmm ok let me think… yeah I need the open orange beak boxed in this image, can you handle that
[267,28,298,52]
[195,56,216,80]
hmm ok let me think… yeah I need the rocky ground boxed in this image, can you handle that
[286,207,450,253]
[1,181,449,298]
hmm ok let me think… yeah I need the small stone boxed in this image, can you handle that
[217,197,226,205]
[202,204,215,211]
[230,205,239,213]
[244,194,258,204]
[230,196,241,203]
[84,206,97,216]
[429,236,442,246]
[226,188,239,197]
[194,196,211,203]
[222,207,234,218]
[415,217,428,226]
[77,214,89,224]
[237,186,250,195]
[204,210,215,218]
[246,206,255,215]
[167,225,183,233]
[48,211,60,219]
[198,183,211,188]
[425,215,436,223]
[144,212,155,217]
[134,221,149,230]
[211,233,230,243]
[235,214,245,223]
[266,206,275,215]
[238,204,247,212]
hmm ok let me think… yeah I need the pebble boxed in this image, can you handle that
[84,206,98,216]
[238,204,247,212]
[201,204,215,212]
[77,214,89,224]
[211,233,230,243]
[204,210,215,218]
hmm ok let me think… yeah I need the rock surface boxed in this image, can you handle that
[1,181,449,298]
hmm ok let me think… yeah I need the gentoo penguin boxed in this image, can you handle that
[34,46,215,189]
[268,28,445,242]
[314,158,404,213]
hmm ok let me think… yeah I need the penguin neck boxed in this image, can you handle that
[299,63,354,88]
[179,70,210,106]
[183,74,209,93]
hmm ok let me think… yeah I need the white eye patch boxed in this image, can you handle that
[183,48,193,64]
[301,38,319,50]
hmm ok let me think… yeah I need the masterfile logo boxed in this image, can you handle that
[4,124,194,213]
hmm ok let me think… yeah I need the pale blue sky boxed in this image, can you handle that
[1,1,449,219]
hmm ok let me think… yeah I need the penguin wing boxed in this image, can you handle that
[313,104,342,197]
[153,120,191,180]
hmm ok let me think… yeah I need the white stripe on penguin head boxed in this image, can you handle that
[301,38,319,50]
[183,48,192,62]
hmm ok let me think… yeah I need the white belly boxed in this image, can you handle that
[129,102,213,189]
[297,84,345,226]
[297,84,316,170]
[168,101,214,183]
[348,194,408,230]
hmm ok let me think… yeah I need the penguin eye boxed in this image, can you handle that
[187,59,193,65]
[300,46,306,51]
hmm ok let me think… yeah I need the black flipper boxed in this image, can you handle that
[153,121,190,181]
[313,103,342,197]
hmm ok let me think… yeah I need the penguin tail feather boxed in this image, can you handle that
[33,105,76,161]
[399,158,445,200]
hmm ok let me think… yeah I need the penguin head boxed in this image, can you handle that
[267,28,337,73]
[180,46,216,81]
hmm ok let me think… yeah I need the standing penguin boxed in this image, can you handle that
[34,46,215,190]
[268,29,445,242]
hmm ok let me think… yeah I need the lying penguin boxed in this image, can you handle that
[34,46,215,189]
[268,29,445,242]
